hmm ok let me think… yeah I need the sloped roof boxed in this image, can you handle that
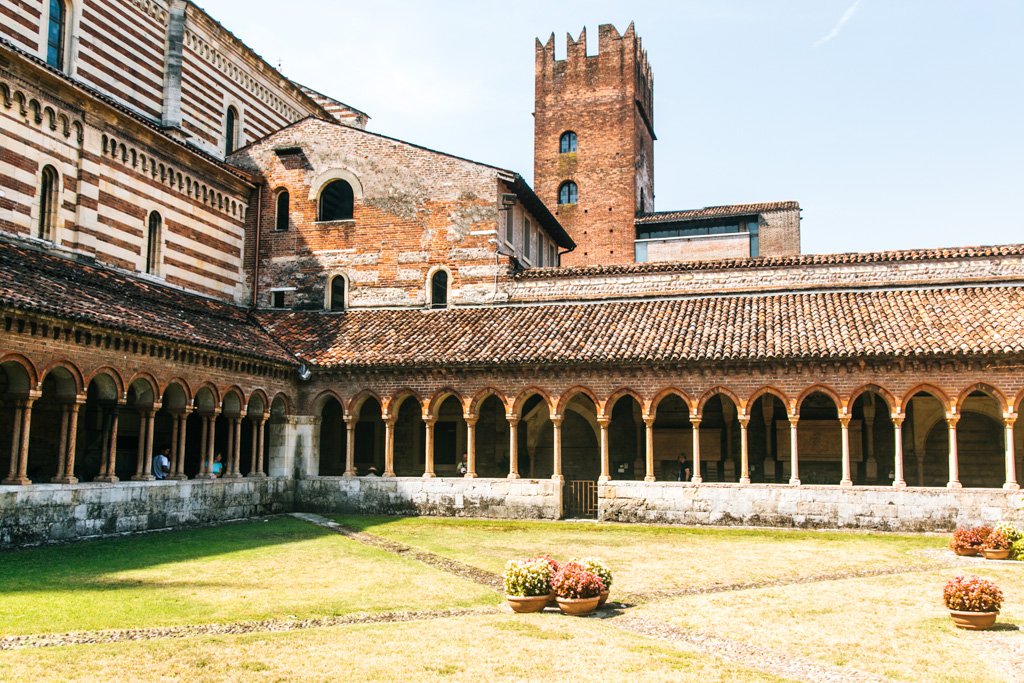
[0,238,295,365]
[636,201,800,225]
[256,285,1024,370]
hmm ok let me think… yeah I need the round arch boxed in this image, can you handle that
[901,384,951,414]
[796,385,844,415]
[39,360,83,396]
[698,386,743,415]
[385,389,423,418]
[469,387,509,418]
[555,386,600,417]
[603,388,647,419]
[308,167,364,203]
[650,387,694,415]
[847,384,896,415]
[0,353,38,390]
[427,388,466,419]
[746,386,789,412]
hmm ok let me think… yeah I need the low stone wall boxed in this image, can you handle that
[600,482,1024,532]
[297,477,563,520]
[0,478,295,549]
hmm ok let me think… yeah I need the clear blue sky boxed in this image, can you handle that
[201,0,1024,254]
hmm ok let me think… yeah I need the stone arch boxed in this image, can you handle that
[39,360,83,395]
[325,271,350,312]
[555,386,600,417]
[425,265,452,309]
[602,388,646,419]
[698,386,743,415]
[346,389,382,419]
[901,384,951,414]
[39,364,80,400]
[650,387,694,416]
[1015,388,1024,415]
[161,381,190,414]
[427,388,466,419]
[957,383,1009,416]
[161,378,193,407]
[317,393,345,477]
[469,387,509,418]
[513,387,555,417]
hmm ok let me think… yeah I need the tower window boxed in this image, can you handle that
[504,206,514,245]
[145,211,162,275]
[559,131,577,154]
[37,165,59,241]
[275,190,289,231]
[329,275,346,312]
[523,218,532,260]
[749,220,760,257]
[430,270,449,309]
[558,181,578,206]
[224,106,238,155]
[319,180,354,221]
[46,0,67,70]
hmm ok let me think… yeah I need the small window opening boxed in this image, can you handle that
[430,270,449,310]
[504,206,514,244]
[329,276,346,312]
[749,220,760,257]
[275,190,289,231]
[225,106,238,156]
[319,180,354,221]
[271,291,286,309]
[47,0,67,70]
[558,181,578,205]
[523,219,532,260]
[560,131,578,154]
[145,211,162,275]
[37,165,59,241]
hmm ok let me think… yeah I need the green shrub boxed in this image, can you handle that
[995,522,1022,544]
[1012,538,1024,561]
[503,558,553,597]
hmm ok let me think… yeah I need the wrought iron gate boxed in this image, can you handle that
[566,480,598,519]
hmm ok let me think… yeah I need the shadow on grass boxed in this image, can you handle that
[0,517,328,594]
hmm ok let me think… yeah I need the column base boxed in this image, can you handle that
[947,481,963,489]
[246,472,267,479]
[422,472,436,479]
[551,474,564,482]
[343,471,356,478]
[892,481,907,489]
[789,478,801,486]
[690,476,703,484]
[94,476,119,483]
[51,476,79,484]
[507,473,520,480]
[194,473,216,480]
[840,479,853,488]
[131,474,156,482]
[384,471,396,478]
[644,476,656,482]
[170,474,189,481]
[740,477,752,485]
[598,475,611,483]
[221,473,243,480]
[465,473,478,479]
[2,477,31,486]
[1004,482,1021,491]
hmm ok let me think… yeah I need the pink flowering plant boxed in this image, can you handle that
[528,554,562,577]
[551,561,606,599]
[984,528,1012,551]
[576,557,613,591]
[503,558,553,597]
[943,575,1003,613]
[949,526,991,553]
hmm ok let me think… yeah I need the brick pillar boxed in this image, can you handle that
[551,415,563,481]
[598,417,611,482]
[643,415,655,482]
[738,416,750,484]
[788,414,800,486]
[840,416,853,487]
[423,416,436,478]
[892,415,906,488]
[344,416,357,477]
[59,398,83,484]
[1005,414,1019,491]
[507,415,520,479]
[384,416,396,477]
[946,415,961,489]
[464,416,478,478]
[691,416,703,484]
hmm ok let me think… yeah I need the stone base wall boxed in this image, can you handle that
[297,477,563,520]
[600,482,1024,532]
[0,478,294,549]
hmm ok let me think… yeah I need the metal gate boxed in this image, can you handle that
[566,480,598,519]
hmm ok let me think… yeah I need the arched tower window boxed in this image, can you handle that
[145,211,162,275]
[558,181,578,205]
[559,131,578,154]
[37,165,59,241]
[46,0,68,70]
[224,106,238,155]
[319,180,354,221]
[328,275,346,312]
[275,190,289,231]
[430,270,449,310]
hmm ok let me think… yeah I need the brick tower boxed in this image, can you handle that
[534,23,654,266]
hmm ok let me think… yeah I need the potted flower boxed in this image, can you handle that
[943,575,1003,630]
[578,557,613,607]
[949,526,990,556]
[551,561,605,616]
[503,558,553,613]
[981,529,1012,560]
[995,523,1022,559]
[528,554,561,606]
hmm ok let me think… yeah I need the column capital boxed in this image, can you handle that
[690,416,702,428]
[463,415,478,426]
[737,416,750,428]
[891,414,905,428]
[550,413,563,425]
[422,415,437,426]
[344,415,357,427]
[597,417,611,428]
[506,414,519,426]
[1004,413,1018,428]
[788,415,800,426]
[945,414,960,428]
[839,416,852,428]
[643,415,656,427]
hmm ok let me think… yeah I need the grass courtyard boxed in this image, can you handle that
[0,515,1020,682]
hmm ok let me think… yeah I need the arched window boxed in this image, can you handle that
[275,190,289,231]
[558,181,578,205]
[37,165,59,241]
[328,275,346,312]
[46,0,68,70]
[145,211,162,275]
[224,106,238,155]
[430,270,449,310]
[319,180,354,221]
[559,131,578,154]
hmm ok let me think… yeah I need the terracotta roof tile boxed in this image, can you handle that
[635,201,800,225]
[256,285,1024,370]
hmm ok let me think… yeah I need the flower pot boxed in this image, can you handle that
[506,595,549,613]
[981,548,1010,560]
[556,595,601,616]
[598,590,610,607]
[949,609,998,631]
[547,591,558,608]
[952,547,979,557]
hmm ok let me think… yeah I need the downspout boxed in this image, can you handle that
[250,184,263,308]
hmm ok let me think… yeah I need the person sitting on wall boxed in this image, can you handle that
[677,454,692,482]
[211,453,225,477]
[152,449,171,480]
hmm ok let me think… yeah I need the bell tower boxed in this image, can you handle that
[534,23,654,266]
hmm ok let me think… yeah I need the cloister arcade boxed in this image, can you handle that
[0,355,289,486]
[311,382,1024,491]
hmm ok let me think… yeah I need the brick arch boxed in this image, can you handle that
[126,372,161,405]
[555,386,600,416]
[193,383,221,414]
[384,389,423,418]
[650,387,694,416]
[847,383,897,415]
[796,384,844,415]
[1016,388,1024,415]
[427,388,466,419]
[602,388,646,419]
[0,353,40,390]
[161,377,194,405]
[221,386,246,417]
[468,387,509,418]
[246,389,270,417]
[746,385,789,412]
[956,383,1009,415]
[698,386,743,415]
[346,389,382,418]
[85,366,126,400]
[39,360,84,395]
[512,387,555,417]
[270,392,294,417]
[901,383,951,414]
[311,389,344,417]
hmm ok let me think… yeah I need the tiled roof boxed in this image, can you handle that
[256,285,1024,370]
[635,201,800,225]
[0,238,295,365]
[518,244,1024,279]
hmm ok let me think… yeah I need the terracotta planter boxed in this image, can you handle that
[547,591,558,608]
[598,590,610,607]
[982,548,1011,560]
[556,595,601,616]
[952,547,979,557]
[506,595,549,614]
[949,609,998,631]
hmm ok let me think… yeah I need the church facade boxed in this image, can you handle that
[2,0,1023,548]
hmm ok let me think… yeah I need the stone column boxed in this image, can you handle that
[788,414,800,485]
[762,404,775,481]
[738,416,750,484]
[256,414,268,476]
[225,417,236,476]
[507,415,520,479]
[224,416,242,479]
[195,414,214,479]
[598,417,611,482]
[551,415,563,481]
[54,403,70,483]
[423,416,436,478]
[862,395,877,481]
[691,416,703,484]
[3,393,37,485]
[643,415,656,482]
[384,416,396,477]
[892,415,906,488]
[344,416,357,477]
[1004,414,1019,490]
[143,407,157,477]
[4,400,26,484]
[839,416,853,487]
[168,414,181,477]
[946,415,961,489]
[133,410,148,480]
[96,404,121,483]
[207,413,218,476]
[465,416,478,478]
[57,398,83,484]
[173,410,190,480]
